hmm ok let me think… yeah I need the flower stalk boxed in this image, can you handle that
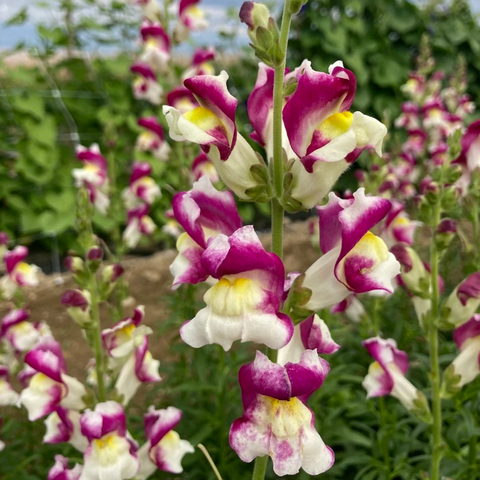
[429,200,442,480]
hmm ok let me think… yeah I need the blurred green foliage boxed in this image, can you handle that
[289,0,480,120]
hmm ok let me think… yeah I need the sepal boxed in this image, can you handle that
[411,391,432,423]
[441,363,462,399]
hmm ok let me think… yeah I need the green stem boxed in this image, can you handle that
[469,435,477,473]
[371,297,381,336]
[90,275,106,402]
[106,143,122,260]
[378,396,390,479]
[253,3,293,479]
[472,200,479,267]
[429,202,442,480]
[252,456,269,480]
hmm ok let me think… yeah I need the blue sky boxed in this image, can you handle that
[1,0,480,49]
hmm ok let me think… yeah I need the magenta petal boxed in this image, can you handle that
[172,176,241,249]
[4,246,28,274]
[283,62,356,158]
[80,401,126,441]
[457,272,480,306]
[453,314,480,350]
[317,194,353,253]
[1,309,30,336]
[247,63,275,147]
[145,406,182,447]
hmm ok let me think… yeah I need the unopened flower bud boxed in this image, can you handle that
[64,256,85,274]
[435,218,457,251]
[86,246,103,273]
[390,244,430,297]
[425,181,440,204]
[61,289,92,328]
[239,2,271,42]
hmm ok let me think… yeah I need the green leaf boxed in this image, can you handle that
[23,117,56,147]
[6,7,28,26]
[10,94,44,119]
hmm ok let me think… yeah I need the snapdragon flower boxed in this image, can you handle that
[1,309,44,352]
[166,87,198,114]
[20,337,87,421]
[182,47,216,80]
[180,226,293,351]
[170,175,242,287]
[0,365,19,406]
[0,246,40,299]
[80,402,139,480]
[363,337,430,419]
[454,119,480,173]
[230,350,334,476]
[191,152,219,182]
[122,162,161,209]
[381,200,420,247]
[123,204,156,249]
[136,117,171,161]
[331,294,366,323]
[139,21,170,73]
[73,144,109,214]
[136,406,194,478]
[48,455,83,480]
[115,336,161,405]
[44,407,88,452]
[163,71,264,200]
[131,63,163,105]
[302,189,399,311]
[282,61,387,208]
[443,315,480,395]
[179,0,208,31]
[277,314,340,365]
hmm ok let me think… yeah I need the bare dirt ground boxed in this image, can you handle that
[0,220,318,382]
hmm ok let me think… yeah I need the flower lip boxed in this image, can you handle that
[192,47,215,66]
[4,246,29,274]
[140,20,170,47]
[130,62,157,81]
[1,308,30,336]
[137,117,165,139]
[453,314,480,350]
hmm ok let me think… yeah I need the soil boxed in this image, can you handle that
[0,220,318,383]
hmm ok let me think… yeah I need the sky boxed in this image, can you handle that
[1,0,480,50]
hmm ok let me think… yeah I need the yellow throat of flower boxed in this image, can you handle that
[319,111,354,140]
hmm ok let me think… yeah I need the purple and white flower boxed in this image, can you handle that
[122,162,161,209]
[163,71,264,200]
[443,315,480,391]
[1,246,40,299]
[0,365,19,406]
[123,204,156,249]
[454,119,480,172]
[182,47,216,80]
[170,175,242,288]
[73,144,109,214]
[20,337,87,421]
[61,290,92,328]
[282,61,387,208]
[230,350,334,476]
[139,21,170,73]
[1,309,41,352]
[440,272,480,328]
[115,337,161,405]
[278,314,340,365]
[48,455,83,480]
[381,200,420,247]
[179,0,208,31]
[102,306,151,359]
[191,152,219,182]
[44,407,88,452]
[302,189,399,311]
[136,406,194,478]
[331,295,366,323]
[390,244,430,297]
[131,63,163,105]
[180,226,294,351]
[166,87,198,114]
[136,117,171,161]
[362,337,429,416]
[80,402,139,480]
